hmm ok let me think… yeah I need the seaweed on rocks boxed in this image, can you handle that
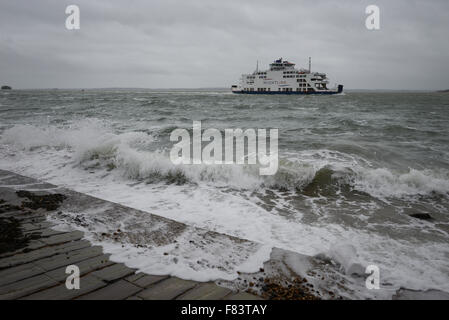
[0,202,22,214]
[256,277,322,300]
[0,216,38,255]
[16,190,67,211]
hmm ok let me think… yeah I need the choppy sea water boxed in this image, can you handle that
[1,89,449,298]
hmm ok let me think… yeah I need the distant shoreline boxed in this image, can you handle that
[0,87,441,93]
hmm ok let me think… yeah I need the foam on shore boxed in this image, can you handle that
[1,121,449,298]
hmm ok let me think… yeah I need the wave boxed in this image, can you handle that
[2,122,449,297]
[2,122,449,200]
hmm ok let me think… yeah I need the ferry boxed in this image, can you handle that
[231,58,343,95]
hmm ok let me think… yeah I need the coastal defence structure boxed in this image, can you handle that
[1,169,440,300]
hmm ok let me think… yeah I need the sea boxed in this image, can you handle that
[1,88,448,299]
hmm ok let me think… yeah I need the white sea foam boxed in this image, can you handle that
[2,123,449,198]
[1,122,449,298]
[48,208,273,282]
[354,167,449,199]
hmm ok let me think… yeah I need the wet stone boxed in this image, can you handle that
[16,190,66,211]
[137,277,197,300]
[77,280,142,300]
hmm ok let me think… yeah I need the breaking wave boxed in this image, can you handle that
[2,122,449,201]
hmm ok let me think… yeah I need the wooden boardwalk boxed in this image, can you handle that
[0,170,262,300]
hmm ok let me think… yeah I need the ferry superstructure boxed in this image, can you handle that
[231,58,343,95]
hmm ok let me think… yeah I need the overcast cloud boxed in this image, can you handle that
[1,0,448,90]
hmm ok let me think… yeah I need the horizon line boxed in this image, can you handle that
[1,87,444,92]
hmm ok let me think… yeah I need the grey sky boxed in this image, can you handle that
[1,0,448,90]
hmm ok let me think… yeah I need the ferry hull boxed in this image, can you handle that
[232,85,343,95]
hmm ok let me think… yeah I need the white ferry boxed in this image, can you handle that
[231,58,343,95]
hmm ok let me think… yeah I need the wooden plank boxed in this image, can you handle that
[40,230,84,245]
[20,275,107,300]
[0,274,59,300]
[0,210,40,216]
[126,273,169,288]
[14,215,46,223]
[137,277,197,300]
[0,240,91,269]
[0,246,104,286]
[0,240,46,259]
[177,283,232,300]
[126,295,143,300]
[77,280,142,300]
[33,246,104,271]
[90,263,135,283]
[21,222,53,232]
[0,214,46,226]
[0,263,46,287]
[23,228,66,238]
[45,254,114,282]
